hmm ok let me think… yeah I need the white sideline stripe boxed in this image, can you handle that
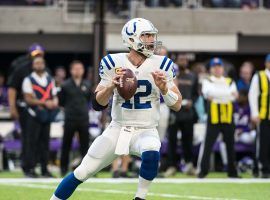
[0,182,245,200]
[0,178,270,184]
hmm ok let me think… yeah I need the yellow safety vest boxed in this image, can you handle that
[258,71,270,120]
[208,78,234,124]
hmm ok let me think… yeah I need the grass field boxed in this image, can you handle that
[0,172,270,200]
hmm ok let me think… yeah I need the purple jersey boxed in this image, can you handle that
[234,103,251,132]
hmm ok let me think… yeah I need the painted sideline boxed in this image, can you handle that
[0,178,269,184]
[0,182,246,200]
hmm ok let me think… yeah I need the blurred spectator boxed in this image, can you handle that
[164,54,198,177]
[237,61,254,91]
[86,67,95,92]
[241,0,259,9]
[108,0,130,17]
[87,67,105,139]
[192,63,208,123]
[22,56,58,178]
[249,54,270,178]
[0,72,8,108]
[27,0,56,6]
[112,156,133,178]
[198,57,239,178]
[88,104,104,140]
[209,0,260,8]
[7,43,45,175]
[0,0,27,5]
[26,0,45,5]
[210,0,241,7]
[266,0,270,8]
[53,66,66,121]
[234,90,255,144]
[146,0,182,7]
[58,60,91,176]
[54,66,67,88]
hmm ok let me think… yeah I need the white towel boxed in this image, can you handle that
[115,126,134,155]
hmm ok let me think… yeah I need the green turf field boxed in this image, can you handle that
[0,180,269,200]
[0,171,269,200]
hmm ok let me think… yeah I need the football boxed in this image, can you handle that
[117,68,138,100]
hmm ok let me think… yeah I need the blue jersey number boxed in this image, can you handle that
[122,80,152,109]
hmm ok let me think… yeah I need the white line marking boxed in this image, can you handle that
[0,182,246,200]
[0,178,270,184]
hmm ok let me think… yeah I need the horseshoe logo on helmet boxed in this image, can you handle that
[125,22,137,36]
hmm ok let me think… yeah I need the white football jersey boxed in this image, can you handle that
[99,53,176,128]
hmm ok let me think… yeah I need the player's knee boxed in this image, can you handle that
[74,155,96,181]
[74,162,89,182]
[140,150,160,181]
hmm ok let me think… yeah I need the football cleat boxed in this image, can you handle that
[133,197,145,200]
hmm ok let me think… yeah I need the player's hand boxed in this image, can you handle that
[10,105,19,119]
[110,69,126,89]
[151,70,168,95]
[44,100,57,110]
[251,116,260,126]
[231,92,238,99]
[207,96,213,101]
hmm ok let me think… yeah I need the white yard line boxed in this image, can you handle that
[0,178,270,184]
[0,182,245,200]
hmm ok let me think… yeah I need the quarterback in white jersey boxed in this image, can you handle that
[100,53,176,128]
[50,18,182,200]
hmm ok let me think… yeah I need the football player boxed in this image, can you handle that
[50,18,182,200]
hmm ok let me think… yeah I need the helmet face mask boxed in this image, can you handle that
[122,18,162,57]
[139,32,162,54]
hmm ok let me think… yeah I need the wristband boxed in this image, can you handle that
[162,89,178,107]
[92,93,108,111]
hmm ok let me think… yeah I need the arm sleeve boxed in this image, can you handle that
[248,74,259,118]
[7,67,22,89]
[22,77,33,94]
[98,55,116,87]
[202,79,210,99]
[229,81,238,101]
[204,80,236,101]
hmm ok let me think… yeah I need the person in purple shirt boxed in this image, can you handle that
[234,89,255,144]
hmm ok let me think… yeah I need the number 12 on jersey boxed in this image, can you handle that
[122,80,152,109]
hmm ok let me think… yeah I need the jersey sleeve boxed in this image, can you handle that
[22,77,33,94]
[248,73,259,118]
[99,54,117,87]
[159,56,176,89]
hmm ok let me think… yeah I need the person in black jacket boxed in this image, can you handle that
[164,54,199,177]
[58,60,92,176]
